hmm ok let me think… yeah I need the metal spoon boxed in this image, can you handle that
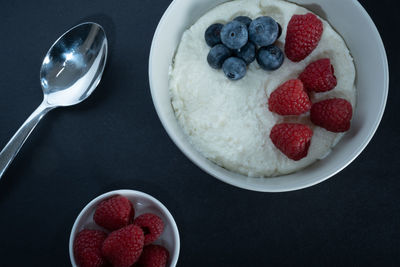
[0,22,108,180]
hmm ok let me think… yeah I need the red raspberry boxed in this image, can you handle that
[102,225,144,267]
[134,213,164,245]
[268,79,311,115]
[136,245,169,267]
[94,195,134,231]
[310,98,353,132]
[299,58,337,92]
[73,229,108,267]
[270,123,313,161]
[285,13,323,62]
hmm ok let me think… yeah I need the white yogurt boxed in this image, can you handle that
[169,0,356,177]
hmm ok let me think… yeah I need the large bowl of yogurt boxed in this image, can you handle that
[149,0,388,192]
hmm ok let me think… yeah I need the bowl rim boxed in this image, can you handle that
[69,189,180,266]
[148,0,389,192]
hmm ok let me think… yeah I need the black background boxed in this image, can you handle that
[0,0,399,266]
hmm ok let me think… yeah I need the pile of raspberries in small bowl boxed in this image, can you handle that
[69,190,179,267]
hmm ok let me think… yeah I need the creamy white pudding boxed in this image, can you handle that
[169,0,356,177]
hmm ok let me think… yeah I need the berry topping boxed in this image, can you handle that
[249,16,279,47]
[134,213,164,245]
[102,225,144,267]
[285,13,323,62]
[222,57,247,80]
[205,15,286,78]
[220,20,248,49]
[299,58,337,92]
[136,245,169,267]
[233,16,252,28]
[310,98,353,132]
[270,123,313,161]
[73,229,108,267]
[256,45,284,71]
[207,44,232,69]
[93,195,134,231]
[204,23,223,47]
[268,79,311,115]
[234,42,256,65]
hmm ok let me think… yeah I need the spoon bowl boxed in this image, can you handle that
[40,22,108,106]
[0,22,108,179]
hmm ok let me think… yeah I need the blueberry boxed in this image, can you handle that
[207,44,232,69]
[222,57,247,80]
[205,23,224,47]
[220,20,248,50]
[233,16,252,28]
[277,23,282,39]
[249,16,279,47]
[257,45,284,71]
[234,42,256,65]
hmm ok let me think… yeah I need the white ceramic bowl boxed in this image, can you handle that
[69,190,180,266]
[149,0,389,192]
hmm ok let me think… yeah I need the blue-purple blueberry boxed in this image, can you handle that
[205,23,224,47]
[207,44,232,69]
[222,57,247,80]
[220,20,248,50]
[233,16,252,28]
[234,42,256,65]
[256,45,284,71]
[249,16,279,47]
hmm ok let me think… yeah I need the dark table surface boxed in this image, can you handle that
[0,0,399,266]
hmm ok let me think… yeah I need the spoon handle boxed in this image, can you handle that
[0,101,53,180]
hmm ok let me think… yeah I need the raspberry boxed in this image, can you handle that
[310,98,353,132]
[136,245,169,267]
[94,195,134,231]
[73,229,108,267]
[102,225,144,267]
[299,58,337,92]
[134,213,164,245]
[268,79,311,115]
[270,123,313,161]
[285,13,323,62]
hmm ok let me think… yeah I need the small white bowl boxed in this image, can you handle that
[69,190,180,267]
[149,0,389,192]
